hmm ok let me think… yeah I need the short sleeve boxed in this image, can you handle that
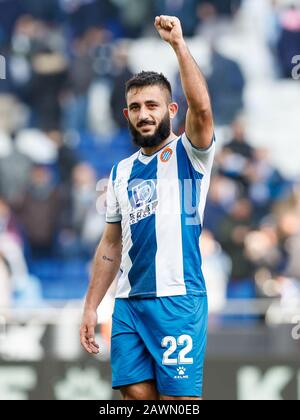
[181,132,216,175]
[106,165,122,223]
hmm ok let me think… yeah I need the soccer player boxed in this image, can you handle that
[80,15,215,400]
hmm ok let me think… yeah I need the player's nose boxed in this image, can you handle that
[138,106,150,121]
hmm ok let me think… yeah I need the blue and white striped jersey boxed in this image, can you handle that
[106,133,215,298]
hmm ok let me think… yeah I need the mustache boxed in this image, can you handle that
[137,120,156,128]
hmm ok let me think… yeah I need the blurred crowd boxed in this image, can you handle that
[202,119,300,314]
[0,0,299,313]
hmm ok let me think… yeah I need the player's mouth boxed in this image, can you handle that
[140,125,154,130]
[137,121,155,128]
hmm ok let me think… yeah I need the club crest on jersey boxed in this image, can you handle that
[160,148,173,163]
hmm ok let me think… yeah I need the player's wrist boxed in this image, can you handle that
[171,38,187,52]
[83,303,98,313]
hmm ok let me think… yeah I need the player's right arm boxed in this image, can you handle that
[80,222,122,354]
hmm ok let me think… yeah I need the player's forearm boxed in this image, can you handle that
[84,238,121,311]
[172,40,211,114]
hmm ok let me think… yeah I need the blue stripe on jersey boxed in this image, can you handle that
[127,156,158,297]
[176,138,206,293]
[112,164,118,182]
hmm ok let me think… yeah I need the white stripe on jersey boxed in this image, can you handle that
[155,143,186,297]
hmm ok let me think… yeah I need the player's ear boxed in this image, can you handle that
[168,102,178,120]
[123,108,129,120]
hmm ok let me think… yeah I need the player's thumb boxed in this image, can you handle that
[87,325,95,342]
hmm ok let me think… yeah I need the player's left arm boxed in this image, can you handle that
[155,15,214,149]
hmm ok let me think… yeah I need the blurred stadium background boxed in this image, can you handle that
[0,0,300,400]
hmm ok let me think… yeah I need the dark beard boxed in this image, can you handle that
[128,112,171,148]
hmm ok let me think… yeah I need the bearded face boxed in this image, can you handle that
[128,110,171,148]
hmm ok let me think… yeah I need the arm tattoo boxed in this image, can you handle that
[102,255,114,262]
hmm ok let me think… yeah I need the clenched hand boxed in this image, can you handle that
[154,15,184,47]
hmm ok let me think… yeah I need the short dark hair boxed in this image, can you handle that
[125,71,172,102]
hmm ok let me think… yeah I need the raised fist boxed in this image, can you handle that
[154,15,184,47]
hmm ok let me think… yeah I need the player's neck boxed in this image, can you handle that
[141,132,177,156]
